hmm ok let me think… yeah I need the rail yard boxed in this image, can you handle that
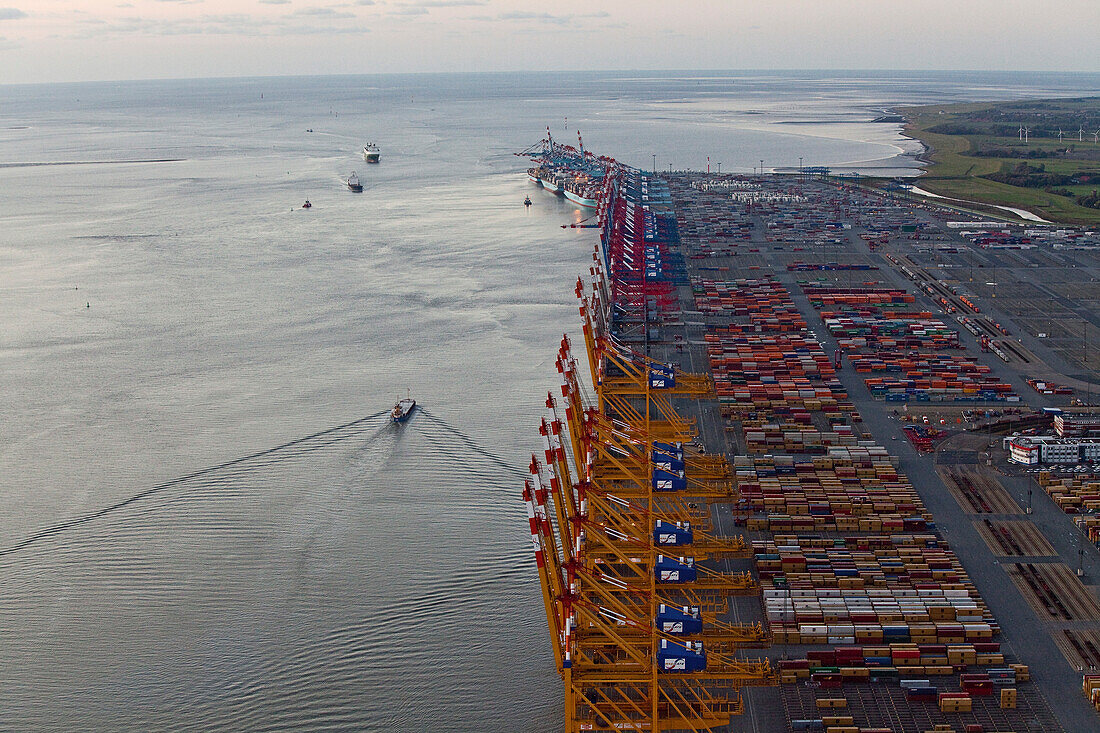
[521,137,1100,732]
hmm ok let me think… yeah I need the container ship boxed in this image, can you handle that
[521,127,609,208]
[562,174,599,208]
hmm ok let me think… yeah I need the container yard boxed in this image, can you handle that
[519,137,1100,732]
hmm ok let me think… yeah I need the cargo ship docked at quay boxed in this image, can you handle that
[515,138,1072,732]
[522,128,608,208]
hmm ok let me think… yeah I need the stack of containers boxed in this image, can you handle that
[938,692,972,713]
[672,192,1020,729]
[1084,674,1100,712]
[788,262,879,272]
[1036,473,1100,515]
[756,535,996,645]
[779,643,1010,678]
[670,179,754,258]
[803,285,915,307]
[800,284,1022,403]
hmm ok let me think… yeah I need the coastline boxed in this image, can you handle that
[887,118,1049,222]
[892,98,1100,225]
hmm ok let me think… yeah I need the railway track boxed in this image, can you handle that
[1063,631,1100,669]
[999,339,1031,364]
[981,518,1023,555]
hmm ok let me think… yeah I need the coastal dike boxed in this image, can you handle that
[520,137,1100,732]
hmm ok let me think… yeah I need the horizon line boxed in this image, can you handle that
[4,67,1100,89]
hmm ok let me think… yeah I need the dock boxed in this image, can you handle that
[520,142,1100,732]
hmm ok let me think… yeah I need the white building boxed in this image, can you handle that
[1054,413,1100,438]
[1005,435,1100,465]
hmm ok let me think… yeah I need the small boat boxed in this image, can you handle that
[363,143,381,164]
[391,395,416,423]
[302,199,312,208]
[347,172,363,192]
[524,196,532,207]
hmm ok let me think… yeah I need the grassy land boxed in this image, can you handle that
[896,98,1100,225]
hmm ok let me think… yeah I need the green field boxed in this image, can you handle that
[897,98,1100,225]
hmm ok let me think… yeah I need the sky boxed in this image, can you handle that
[1,0,1099,84]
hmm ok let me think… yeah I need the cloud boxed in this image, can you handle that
[286,23,369,34]
[498,11,608,26]
[385,0,485,15]
[259,0,290,4]
[354,0,375,4]
[499,11,550,21]
[292,6,356,17]
[0,7,26,19]
[69,12,367,39]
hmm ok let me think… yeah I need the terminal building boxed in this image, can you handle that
[1054,412,1100,438]
[1005,434,1100,465]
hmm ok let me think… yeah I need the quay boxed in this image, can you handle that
[521,137,1100,732]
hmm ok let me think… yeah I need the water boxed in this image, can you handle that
[2,70,1099,732]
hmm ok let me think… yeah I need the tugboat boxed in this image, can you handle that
[363,143,380,164]
[391,393,416,423]
[347,172,363,192]
[302,199,312,208]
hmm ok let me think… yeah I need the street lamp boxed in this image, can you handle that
[1085,322,1092,406]
[652,154,656,173]
[1027,486,1033,514]
[760,159,765,176]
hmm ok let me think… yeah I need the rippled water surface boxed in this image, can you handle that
[2,70,1099,732]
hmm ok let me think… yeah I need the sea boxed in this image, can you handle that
[1,70,1099,732]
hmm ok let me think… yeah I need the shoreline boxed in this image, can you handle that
[891,98,1100,226]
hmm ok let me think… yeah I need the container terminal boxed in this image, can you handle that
[519,135,1100,732]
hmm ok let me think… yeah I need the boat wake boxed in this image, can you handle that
[0,404,540,732]
[0,158,185,168]
[414,408,526,478]
[0,409,393,558]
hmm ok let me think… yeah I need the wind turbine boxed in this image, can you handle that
[1019,124,1025,141]
[1094,129,1100,144]
[1080,126,1086,142]
[1023,127,1030,143]
[1058,128,1064,142]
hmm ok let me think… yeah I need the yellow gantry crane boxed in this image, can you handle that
[523,270,775,732]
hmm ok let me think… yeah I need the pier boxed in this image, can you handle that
[521,141,1100,731]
